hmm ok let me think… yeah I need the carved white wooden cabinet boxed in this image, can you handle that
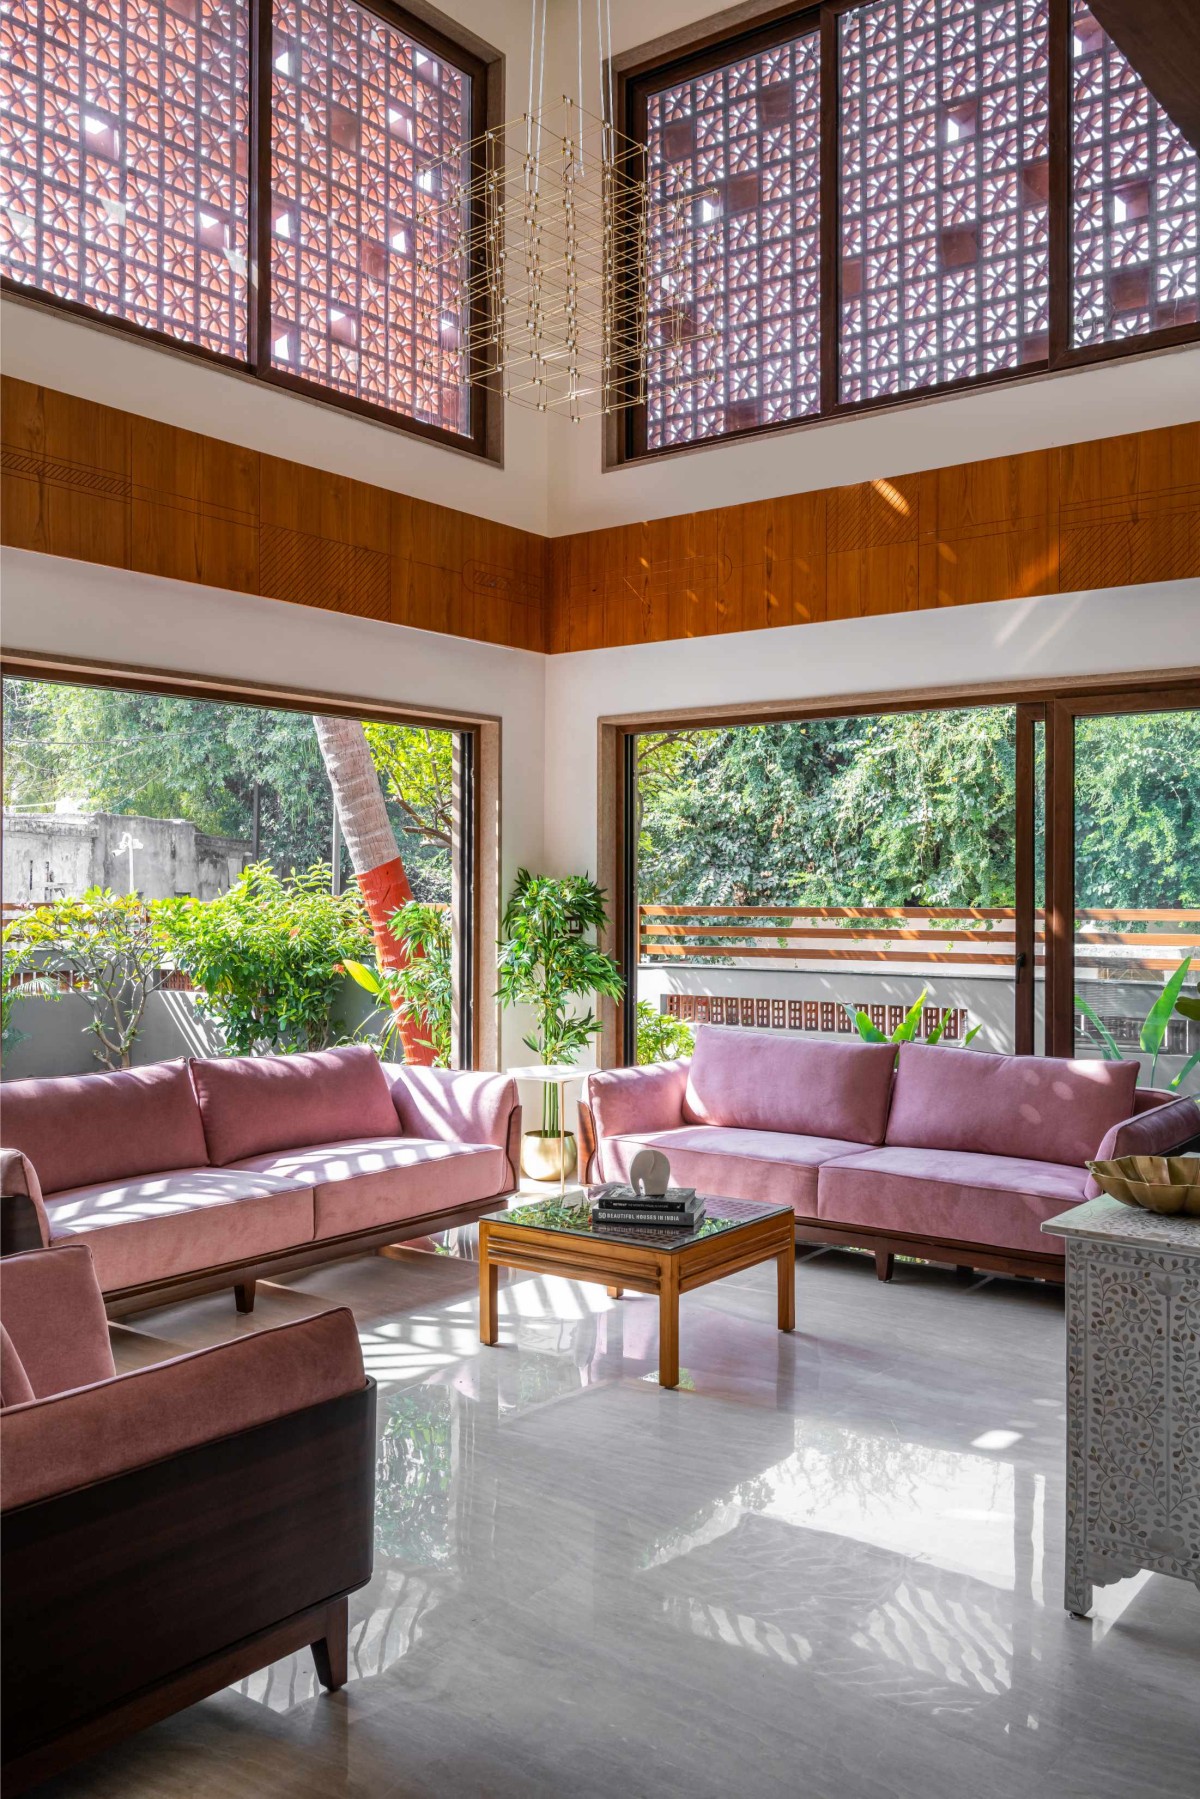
[1043,1198,1200,1617]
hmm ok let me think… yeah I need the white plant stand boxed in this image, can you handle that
[507,1064,588,1198]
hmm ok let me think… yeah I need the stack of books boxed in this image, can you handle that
[590,1184,705,1232]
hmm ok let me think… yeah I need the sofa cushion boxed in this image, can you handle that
[598,1125,870,1215]
[233,1138,508,1238]
[817,1145,1089,1257]
[682,1027,896,1146]
[0,1062,208,1196]
[191,1045,399,1167]
[44,1168,315,1292]
[0,1243,116,1397]
[0,1325,34,1410]
[884,1042,1138,1168]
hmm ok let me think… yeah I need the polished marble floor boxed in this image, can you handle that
[39,1231,1200,1799]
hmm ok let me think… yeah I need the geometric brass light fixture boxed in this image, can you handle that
[434,1,692,421]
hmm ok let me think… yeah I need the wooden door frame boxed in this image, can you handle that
[0,650,503,1071]
[600,668,1200,1068]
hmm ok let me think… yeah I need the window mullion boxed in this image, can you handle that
[819,4,840,415]
[1047,0,1071,365]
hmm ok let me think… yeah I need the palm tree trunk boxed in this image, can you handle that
[313,716,433,1065]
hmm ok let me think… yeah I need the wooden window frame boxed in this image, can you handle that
[601,669,1200,1068]
[1,0,503,464]
[0,650,504,1071]
[611,0,1200,468]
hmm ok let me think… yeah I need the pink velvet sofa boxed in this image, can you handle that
[580,1028,1200,1281]
[0,1044,520,1314]
[0,1241,374,1793]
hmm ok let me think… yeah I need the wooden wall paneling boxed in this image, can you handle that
[1056,424,1200,592]
[129,419,260,594]
[918,449,1059,608]
[778,488,828,628]
[1,380,130,570]
[3,380,1198,657]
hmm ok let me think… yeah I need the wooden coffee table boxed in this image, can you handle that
[477,1192,795,1388]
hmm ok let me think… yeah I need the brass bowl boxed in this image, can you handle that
[1087,1155,1200,1217]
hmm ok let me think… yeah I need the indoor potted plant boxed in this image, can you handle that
[497,869,624,1180]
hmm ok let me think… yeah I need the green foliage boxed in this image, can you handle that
[497,869,625,1131]
[345,900,453,1066]
[843,989,983,1048]
[3,679,453,897]
[157,864,371,1055]
[1075,713,1200,909]
[635,1000,696,1064]
[638,709,1018,910]
[1076,955,1199,1091]
[1,889,170,1070]
[361,723,453,848]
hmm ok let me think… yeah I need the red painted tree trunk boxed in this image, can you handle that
[313,716,434,1066]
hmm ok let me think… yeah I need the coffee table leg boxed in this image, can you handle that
[480,1253,499,1346]
[777,1235,796,1332]
[658,1261,680,1389]
[606,1285,623,1299]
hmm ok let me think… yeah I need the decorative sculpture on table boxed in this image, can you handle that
[629,1148,671,1198]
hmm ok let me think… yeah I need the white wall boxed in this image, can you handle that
[0,546,546,1064]
[542,579,1200,884]
[0,0,550,538]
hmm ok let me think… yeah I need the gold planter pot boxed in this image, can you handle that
[521,1129,578,1183]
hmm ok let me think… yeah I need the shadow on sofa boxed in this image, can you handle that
[580,1029,1200,1282]
[0,1045,521,1315]
[0,1241,375,1794]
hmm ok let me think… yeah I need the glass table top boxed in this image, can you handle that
[482,1190,792,1252]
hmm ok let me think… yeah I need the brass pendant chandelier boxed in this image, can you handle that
[434,0,687,422]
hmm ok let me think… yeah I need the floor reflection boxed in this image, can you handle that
[83,1240,1199,1799]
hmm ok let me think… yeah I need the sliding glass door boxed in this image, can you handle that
[1066,700,1200,1094]
[620,681,1199,1083]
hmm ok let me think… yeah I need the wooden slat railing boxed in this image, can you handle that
[639,905,1200,973]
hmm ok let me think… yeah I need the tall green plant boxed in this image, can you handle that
[1076,954,1200,1091]
[157,863,370,1055]
[344,901,453,1066]
[1,890,170,1070]
[497,870,624,1132]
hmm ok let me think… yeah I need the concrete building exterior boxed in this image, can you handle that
[2,809,250,907]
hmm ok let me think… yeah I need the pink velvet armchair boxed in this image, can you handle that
[0,1243,376,1794]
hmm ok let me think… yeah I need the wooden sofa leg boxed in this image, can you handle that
[874,1252,895,1283]
[234,1280,256,1314]
[311,1597,349,1692]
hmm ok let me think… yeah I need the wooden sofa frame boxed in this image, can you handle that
[1,1185,518,1318]
[2,1379,377,1794]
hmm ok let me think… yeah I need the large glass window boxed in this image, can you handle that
[0,0,488,450]
[1,676,474,1075]
[625,1,1199,459]
[624,690,1200,1098]
[1069,2,1200,347]
[0,0,251,356]
[643,27,821,450]
[268,0,469,432]
[838,0,1050,402]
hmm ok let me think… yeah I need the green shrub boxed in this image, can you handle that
[344,900,453,1066]
[636,1000,695,1064]
[1,889,170,1070]
[157,863,371,1055]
